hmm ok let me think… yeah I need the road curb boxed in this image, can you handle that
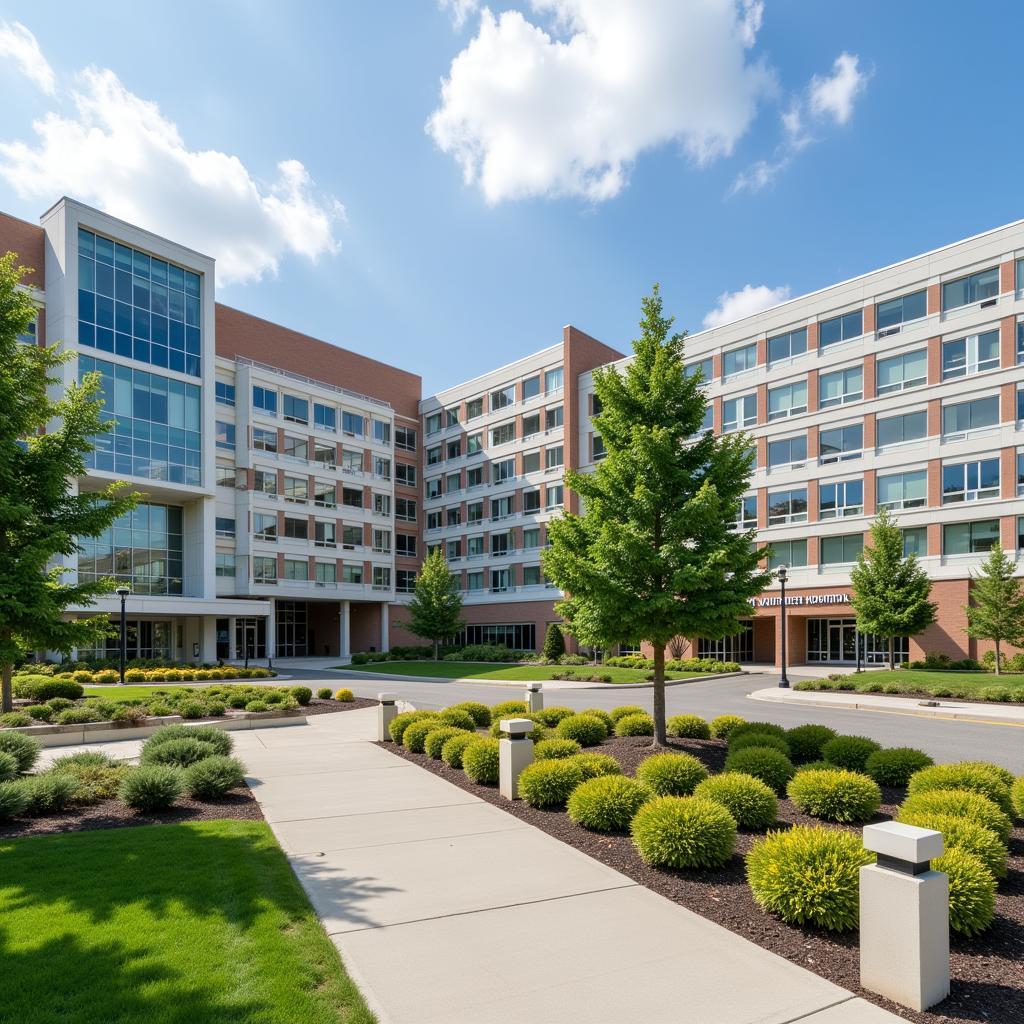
[327,669,746,690]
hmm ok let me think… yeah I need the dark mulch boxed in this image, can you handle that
[384,733,1024,1024]
[303,696,377,716]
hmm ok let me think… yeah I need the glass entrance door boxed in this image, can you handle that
[807,618,909,664]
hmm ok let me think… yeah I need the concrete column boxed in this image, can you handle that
[525,683,544,713]
[860,822,949,1012]
[228,617,237,660]
[199,617,217,663]
[265,601,276,658]
[380,603,390,653]
[339,600,351,658]
[377,693,398,742]
[499,718,535,800]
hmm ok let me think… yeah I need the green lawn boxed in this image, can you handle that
[0,820,375,1024]
[83,684,216,701]
[797,669,1024,701]
[336,661,705,683]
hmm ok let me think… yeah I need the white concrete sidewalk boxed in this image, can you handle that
[241,707,903,1024]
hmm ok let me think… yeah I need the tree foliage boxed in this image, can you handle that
[849,508,936,669]
[0,253,137,710]
[543,286,771,743]
[401,548,463,659]
[964,543,1024,675]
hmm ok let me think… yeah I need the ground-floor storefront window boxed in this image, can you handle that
[455,623,536,651]
[79,619,173,661]
[697,621,754,663]
[806,617,908,665]
[276,601,309,657]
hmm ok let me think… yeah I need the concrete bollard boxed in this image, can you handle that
[499,718,535,800]
[377,693,398,742]
[860,822,949,1011]
[525,682,544,713]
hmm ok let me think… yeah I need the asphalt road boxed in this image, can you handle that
[288,668,1024,773]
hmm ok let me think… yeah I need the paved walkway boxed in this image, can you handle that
[240,707,903,1024]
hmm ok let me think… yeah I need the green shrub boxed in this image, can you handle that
[821,735,882,772]
[896,789,1012,843]
[723,746,795,794]
[21,773,76,815]
[388,710,438,744]
[728,721,787,743]
[534,738,582,760]
[535,706,576,727]
[448,701,491,727]
[142,736,220,768]
[0,712,32,727]
[438,708,477,731]
[440,732,478,768]
[424,726,470,759]
[124,669,148,682]
[542,622,566,661]
[897,810,1007,878]
[556,714,608,747]
[747,826,873,931]
[1012,777,1024,821]
[568,752,622,780]
[119,765,184,811]
[184,756,246,798]
[956,761,1014,788]
[490,700,528,719]
[0,780,29,819]
[462,739,500,785]
[46,754,127,804]
[631,796,736,869]
[12,677,84,701]
[907,763,1013,816]
[518,758,585,808]
[667,715,710,740]
[55,706,99,724]
[864,747,934,787]
[709,715,746,740]
[615,712,654,737]
[692,773,777,830]
[146,724,233,755]
[204,700,227,718]
[0,750,18,782]
[334,688,354,702]
[578,708,614,732]
[786,769,882,823]
[609,705,645,724]
[289,686,313,706]
[636,752,708,796]
[728,732,791,758]
[403,719,440,753]
[112,704,149,725]
[568,775,651,832]
[316,688,332,700]
[784,724,837,764]
[46,697,74,712]
[0,731,41,774]
[933,848,996,936]
[179,700,206,719]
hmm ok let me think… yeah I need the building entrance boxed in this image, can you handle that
[806,618,908,665]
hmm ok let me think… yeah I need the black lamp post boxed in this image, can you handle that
[115,585,130,685]
[777,565,790,688]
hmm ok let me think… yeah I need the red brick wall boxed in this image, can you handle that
[0,212,44,288]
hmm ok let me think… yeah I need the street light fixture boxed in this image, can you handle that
[777,565,790,689]
[115,586,131,685]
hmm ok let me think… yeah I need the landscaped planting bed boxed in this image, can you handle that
[381,705,1024,1024]
[796,669,1024,703]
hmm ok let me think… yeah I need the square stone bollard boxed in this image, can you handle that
[860,822,949,1012]
[525,682,544,713]
[499,718,535,800]
[377,693,398,742]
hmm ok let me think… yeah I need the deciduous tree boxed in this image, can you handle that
[401,548,464,659]
[964,543,1024,675]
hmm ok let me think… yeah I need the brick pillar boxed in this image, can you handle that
[926,337,942,385]
[863,354,877,400]
[1001,447,1017,499]
[926,459,942,508]
[1000,316,1016,368]
[807,479,819,523]
[807,369,819,412]
[863,302,876,335]
[926,283,941,315]
[756,383,768,425]
[864,469,877,515]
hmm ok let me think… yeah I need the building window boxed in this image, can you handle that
[491,385,515,410]
[523,375,540,400]
[284,476,308,502]
[254,470,277,496]
[767,380,807,421]
[592,435,606,461]
[282,558,307,581]
[491,496,513,521]
[374,457,392,480]
[372,529,392,554]
[735,494,757,530]
[942,396,999,439]
[723,343,757,378]
[283,435,308,461]
[283,394,308,424]
[446,438,462,459]
[546,484,564,509]
[545,445,564,470]
[902,527,927,558]
[342,487,363,509]
[819,479,863,519]
[685,358,713,382]
[767,488,808,526]
[216,421,236,451]
[252,427,277,454]
[466,397,484,420]
[819,365,862,408]
[545,405,564,430]
[315,481,336,508]
[767,328,807,367]
[454,623,536,651]
[876,349,926,396]
[314,521,336,548]
[819,310,863,349]
[819,423,863,463]
[694,405,713,435]
[253,386,277,414]
[215,381,235,406]
[314,561,336,585]
[396,497,417,522]
[425,412,442,436]
[821,533,864,565]
[523,527,541,549]
[467,535,485,557]
[446,408,459,428]
[215,516,236,538]
[284,517,308,541]
[426,510,442,531]
[216,465,236,487]
[767,434,807,469]
[876,410,927,449]
[342,411,364,437]
[396,569,416,593]
[491,421,515,446]
[520,450,540,474]
[372,420,391,445]
[877,470,927,511]
[943,519,999,555]
[373,566,392,590]
[395,426,416,452]
[395,462,416,487]
[314,403,336,432]
[522,565,542,587]
[490,568,510,593]
[876,290,927,332]
[722,393,757,432]
[342,563,363,584]
[466,466,483,488]
[446,539,461,561]
[942,268,999,311]
[442,472,458,495]
[215,553,235,577]
[253,555,277,583]
[942,458,1000,503]
[466,571,484,592]
[396,534,417,557]
[342,525,363,549]
[942,330,1000,380]
[767,539,807,569]
[522,489,542,513]
[491,531,511,556]
[426,445,442,466]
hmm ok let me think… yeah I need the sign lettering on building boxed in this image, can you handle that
[749,593,850,608]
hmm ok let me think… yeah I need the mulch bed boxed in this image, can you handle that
[302,696,377,716]
[385,733,1024,1024]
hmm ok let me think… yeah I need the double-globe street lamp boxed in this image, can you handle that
[776,565,790,689]
[115,585,131,685]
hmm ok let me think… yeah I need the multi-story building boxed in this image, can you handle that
[4,195,1024,667]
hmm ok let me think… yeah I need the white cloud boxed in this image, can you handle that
[0,65,342,286]
[703,283,790,328]
[427,0,775,204]
[0,19,56,94]
[439,0,480,30]
[809,52,867,125]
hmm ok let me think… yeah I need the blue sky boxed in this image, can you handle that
[0,2,1020,393]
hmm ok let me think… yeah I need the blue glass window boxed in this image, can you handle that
[215,381,235,406]
[819,310,863,348]
[253,386,277,414]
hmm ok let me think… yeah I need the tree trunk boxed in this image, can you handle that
[888,636,895,671]
[1,663,12,714]
[994,640,1001,676]
[651,642,667,746]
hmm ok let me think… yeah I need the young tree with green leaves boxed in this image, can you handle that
[543,286,771,745]
[542,622,565,662]
[964,543,1024,675]
[850,508,936,671]
[401,548,464,659]
[0,253,137,711]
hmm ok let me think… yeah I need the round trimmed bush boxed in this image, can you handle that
[609,705,645,724]
[46,697,74,712]
[1,712,32,727]
[614,712,654,737]
[438,708,477,732]
[333,688,354,702]
[142,736,220,768]
[118,765,184,811]
[728,721,787,744]
[440,732,478,768]
[424,726,471,759]
[0,751,18,783]
[388,710,438,744]
[907,763,1013,816]
[693,772,778,830]
[448,701,490,727]
[316,688,333,700]
[0,780,29,820]
[462,739,500,784]
[863,747,933,787]
[184,756,246,798]
[631,796,737,869]
[245,700,269,714]
[568,775,651,831]
[897,810,1008,878]
[896,789,1012,843]
[821,735,882,773]
[534,738,583,761]
[535,706,576,727]
[21,772,76,815]
[289,686,313,706]
[784,724,837,764]
[746,826,873,931]
[795,760,831,774]
[13,677,83,701]
[667,715,710,740]
[556,714,608,747]
[728,732,791,758]
[786,769,882,823]
[636,752,708,796]
[146,725,233,755]
[56,706,99,724]
[518,759,585,808]
[490,700,528,719]
[723,746,795,794]
[958,760,1014,789]
[709,715,746,740]
[1012,776,1024,821]
[568,752,622,780]
[578,709,614,732]
[0,731,41,774]
[403,719,440,753]
[933,848,996,936]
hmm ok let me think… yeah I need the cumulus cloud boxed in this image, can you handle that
[427,0,774,203]
[439,0,480,30]
[0,18,56,94]
[809,52,867,125]
[703,283,790,328]
[0,44,342,286]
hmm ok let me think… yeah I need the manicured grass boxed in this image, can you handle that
[797,669,1024,700]
[0,820,375,1024]
[337,661,704,683]
[83,684,216,701]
